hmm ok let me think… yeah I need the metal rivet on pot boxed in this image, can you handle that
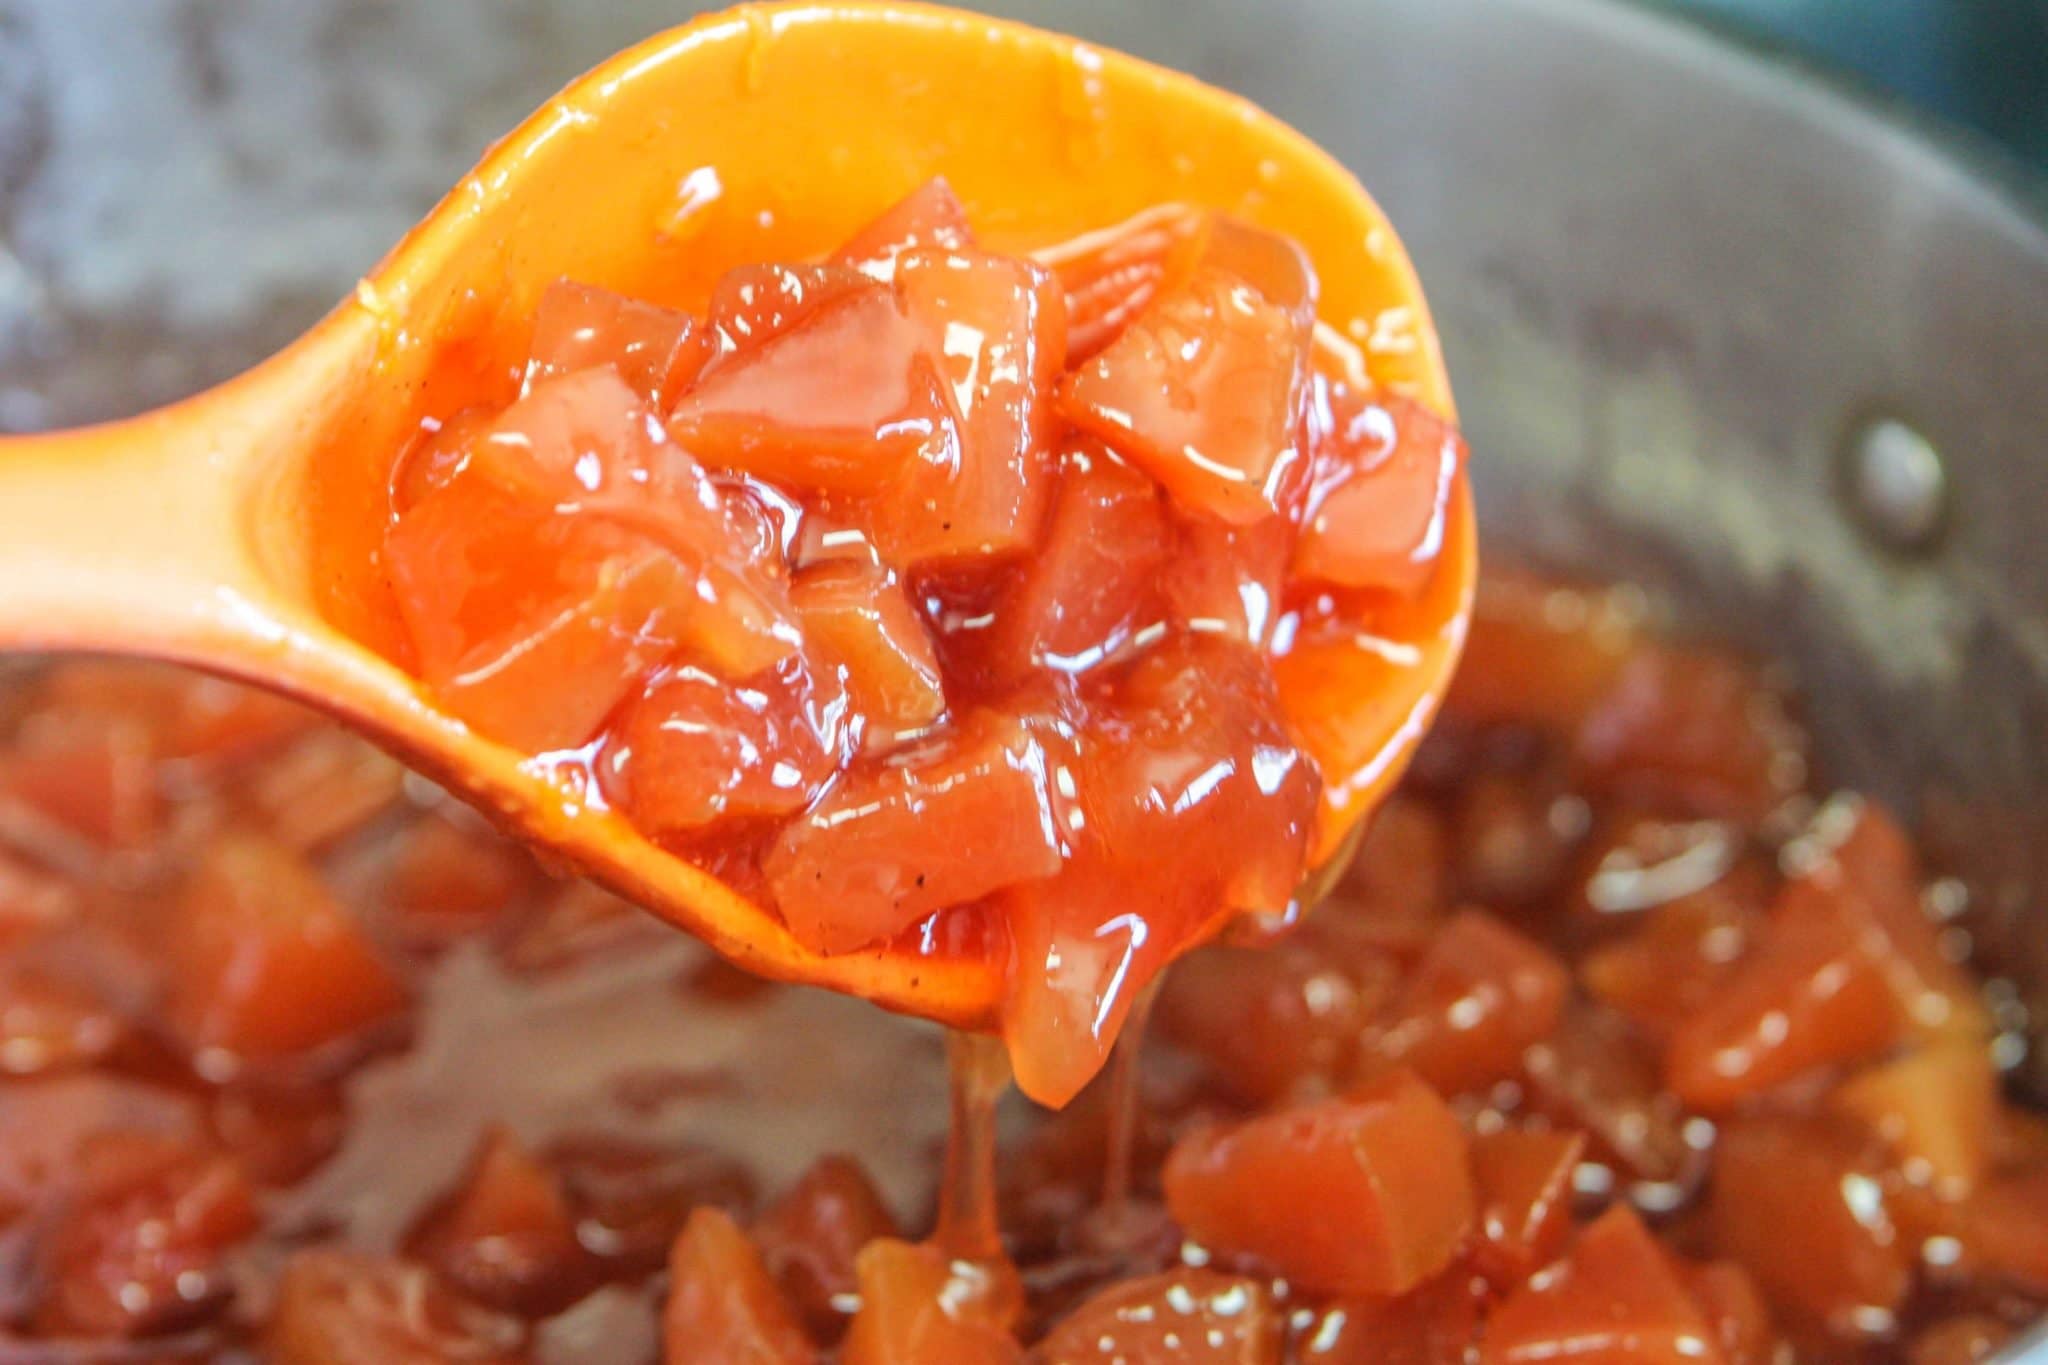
[1840,416,1948,554]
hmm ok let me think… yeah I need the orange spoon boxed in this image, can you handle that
[0,1,1472,1030]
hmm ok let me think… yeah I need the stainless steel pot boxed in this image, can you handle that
[2,0,2045,1098]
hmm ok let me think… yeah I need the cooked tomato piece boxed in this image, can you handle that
[1033,1270,1281,1364]
[463,366,704,514]
[0,707,156,851]
[1163,1069,1473,1297]
[1082,635,1317,919]
[546,1133,755,1277]
[865,247,1064,566]
[409,1126,592,1316]
[157,675,319,767]
[524,278,713,408]
[388,372,798,747]
[0,963,122,1075]
[0,907,154,1028]
[663,1207,815,1364]
[1908,1316,2018,1365]
[1834,1040,1998,1198]
[391,406,494,514]
[1708,1113,1912,1339]
[1035,203,1208,361]
[0,852,74,949]
[601,658,843,840]
[31,658,178,717]
[390,479,700,751]
[1058,265,1307,526]
[689,500,809,678]
[753,1155,900,1341]
[1200,216,1318,330]
[1295,391,1464,597]
[1990,1105,2048,1171]
[1469,1126,1587,1289]
[1580,882,1766,1044]
[1483,1205,1727,1365]
[1003,638,1317,1105]
[1664,904,1906,1112]
[1442,570,1645,733]
[1158,938,1397,1106]
[479,368,803,673]
[1447,770,1584,910]
[1787,796,1992,1041]
[1931,1167,2048,1296]
[1000,881,1164,1113]
[710,262,875,353]
[209,1080,346,1187]
[162,834,407,1066]
[1316,796,1452,962]
[835,177,976,279]
[976,442,1172,681]
[33,1133,257,1338]
[383,814,534,938]
[791,513,884,570]
[1290,1267,1489,1365]
[764,710,1061,955]
[1679,1261,1783,1365]
[840,1239,1020,1365]
[791,561,946,751]
[1573,645,1805,824]
[0,1075,205,1210]
[248,732,407,853]
[1165,513,1293,648]
[1360,909,1569,1096]
[1521,1003,1696,1187]
[669,287,961,495]
[266,1251,526,1365]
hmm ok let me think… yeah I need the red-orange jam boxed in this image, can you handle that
[379,180,1466,1103]
[0,572,2040,1362]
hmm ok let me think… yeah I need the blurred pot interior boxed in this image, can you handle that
[1,0,2045,1094]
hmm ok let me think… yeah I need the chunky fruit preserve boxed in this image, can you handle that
[378,181,1465,1105]
[0,567,2041,1362]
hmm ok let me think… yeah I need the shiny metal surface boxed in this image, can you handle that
[1842,415,1951,555]
[2,0,2046,1102]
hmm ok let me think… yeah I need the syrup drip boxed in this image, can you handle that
[1098,976,1162,1217]
[934,1029,1011,1264]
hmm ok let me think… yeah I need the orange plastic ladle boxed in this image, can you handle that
[0,2,1472,1031]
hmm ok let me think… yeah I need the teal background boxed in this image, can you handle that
[1664,0,2048,169]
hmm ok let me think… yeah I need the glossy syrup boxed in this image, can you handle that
[934,1030,1012,1266]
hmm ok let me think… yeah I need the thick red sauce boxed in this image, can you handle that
[0,569,2041,1362]
[377,181,1464,1105]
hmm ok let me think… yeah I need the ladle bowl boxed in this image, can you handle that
[0,0,1471,1028]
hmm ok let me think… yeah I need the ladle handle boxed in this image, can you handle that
[0,412,258,658]
[0,320,367,673]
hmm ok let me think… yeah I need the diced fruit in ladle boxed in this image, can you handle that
[1056,266,1306,526]
[834,176,977,279]
[790,560,947,751]
[375,182,1466,1102]
[866,247,1065,566]
[765,711,1061,955]
[668,287,962,496]
[525,279,714,408]
[0,2,1477,1074]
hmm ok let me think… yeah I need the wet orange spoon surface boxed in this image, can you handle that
[0,2,1472,1034]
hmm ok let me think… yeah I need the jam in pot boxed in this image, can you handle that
[0,565,2040,1361]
